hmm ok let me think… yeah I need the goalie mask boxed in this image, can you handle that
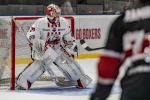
[46,4,61,22]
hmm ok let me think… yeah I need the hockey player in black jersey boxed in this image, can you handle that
[90,0,150,100]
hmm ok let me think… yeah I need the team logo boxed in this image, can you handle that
[52,28,56,32]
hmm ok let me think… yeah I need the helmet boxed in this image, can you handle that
[46,4,61,21]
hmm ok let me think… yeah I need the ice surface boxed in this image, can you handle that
[0,58,120,100]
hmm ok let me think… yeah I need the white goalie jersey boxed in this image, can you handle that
[26,16,77,60]
[26,16,72,48]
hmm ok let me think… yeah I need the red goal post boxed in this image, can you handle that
[10,16,75,90]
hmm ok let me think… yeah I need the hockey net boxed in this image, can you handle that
[0,16,74,90]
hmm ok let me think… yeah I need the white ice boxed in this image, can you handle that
[0,58,120,100]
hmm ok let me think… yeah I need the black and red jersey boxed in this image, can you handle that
[92,5,150,100]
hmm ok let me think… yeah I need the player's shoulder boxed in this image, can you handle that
[34,17,47,24]
[59,17,69,24]
[59,17,67,21]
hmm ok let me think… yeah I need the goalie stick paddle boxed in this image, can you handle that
[80,39,105,51]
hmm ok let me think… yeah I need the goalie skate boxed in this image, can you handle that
[76,74,92,88]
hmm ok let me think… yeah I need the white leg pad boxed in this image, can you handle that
[54,54,92,88]
[16,74,32,90]
[54,57,81,81]
[54,54,88,81]
[17,61,45,89]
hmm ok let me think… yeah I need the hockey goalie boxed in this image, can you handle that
[16,4,92,90]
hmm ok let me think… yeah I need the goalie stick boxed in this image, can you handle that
[80,39,105,51]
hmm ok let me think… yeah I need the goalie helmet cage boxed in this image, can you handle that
[7,16,74,90]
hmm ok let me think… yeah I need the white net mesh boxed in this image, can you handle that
[0,17,12,89]
[15,19,35,59]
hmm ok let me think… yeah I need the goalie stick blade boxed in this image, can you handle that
[80,39,105,51]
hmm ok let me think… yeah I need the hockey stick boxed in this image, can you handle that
[80,39,105,51]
